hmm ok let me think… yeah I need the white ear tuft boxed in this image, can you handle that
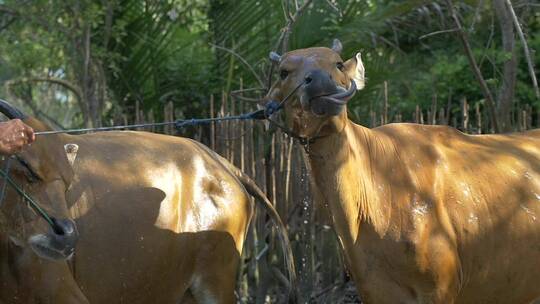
[64,144,79,167]
[352,52,365,90]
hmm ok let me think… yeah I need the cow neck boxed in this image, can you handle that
[305,119,397,245]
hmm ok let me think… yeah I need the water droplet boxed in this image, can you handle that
[468,212,478,224]
[521,205,537,221]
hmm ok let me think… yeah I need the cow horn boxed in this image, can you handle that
[331,38,343,54]
[269,51,282,63]
[0,99,26,119]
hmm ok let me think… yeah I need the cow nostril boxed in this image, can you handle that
[53,226,65,235]
[52,219,65,235]
[304,76,312,84]
[51,218,76,236]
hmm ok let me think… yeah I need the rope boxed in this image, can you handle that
[0,164,57,231]
[34,81,306,137]
[34,110,266,136]
[23,110,271,233]
[0,157,11,208]
[262,80,317,145]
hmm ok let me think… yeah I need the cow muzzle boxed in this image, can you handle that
[300,70,356,116]
[28,218,79,260]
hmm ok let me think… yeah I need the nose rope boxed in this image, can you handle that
[276,81,307,110]
[263,82,308,143]
[0,157,11,208]
[0,157,58,232]
[263,80,327,145]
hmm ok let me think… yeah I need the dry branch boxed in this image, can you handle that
[505,0,539,98]
[445,0,500,132]
[266,0,315,91]
[6,77,82,101]
[419,28,459,40]
[211,44,266,89]
[0,4,71,36]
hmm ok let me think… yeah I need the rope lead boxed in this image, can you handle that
[0,164,57,231]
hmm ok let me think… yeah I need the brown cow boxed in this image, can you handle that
[0,101,297,303]
[0,100,86,302]
[264,40,540,303]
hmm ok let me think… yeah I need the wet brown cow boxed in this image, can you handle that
[0,100,85,302]
[264,40,540,303]
[0,100,296,303]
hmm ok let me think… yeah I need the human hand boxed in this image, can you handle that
[0,119,35,155]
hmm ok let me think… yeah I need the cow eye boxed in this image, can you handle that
[15,157,41,183]
[336,62,345,71]
[23,170,38,183]
[279,69,289,80]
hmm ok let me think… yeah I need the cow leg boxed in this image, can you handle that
[189,250,239,303]
[355,235,459,304]
[426,239,461,304]
[179,290,197,304]
[189,268,237,304]
[185,232,242,304]
[358,278,454,304]
[355,274,417,304]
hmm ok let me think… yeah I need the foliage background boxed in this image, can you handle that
[1,0,538,130]
[1,0,539,303]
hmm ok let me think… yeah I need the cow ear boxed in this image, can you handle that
[64,144,79,167]
[343,52,365,90]
[331,38,343,54]
[269,51,281,64]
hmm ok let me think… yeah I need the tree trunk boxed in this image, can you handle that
[493,0,518,132]
[74,28,105,128]
[85,63,105,128]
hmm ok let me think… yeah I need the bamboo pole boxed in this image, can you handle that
[210,94,215,151]
[219,91,226,156]
[230,90,236,164]
[135,100,141,131]
[383,81,388,125]
[284,137,294,217]
[148,109,155,133]
[169,101,174,135]
[439,108,446,126]
[526,104,532,130]
[462,98,469,132]
[431,94,437,125]
[475,103,482,134]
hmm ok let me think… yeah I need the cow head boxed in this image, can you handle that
[0,100,78,261]
[265,39,365,139]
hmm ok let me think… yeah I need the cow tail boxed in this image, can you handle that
[194,141,298,303]
[232,169,298,304]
